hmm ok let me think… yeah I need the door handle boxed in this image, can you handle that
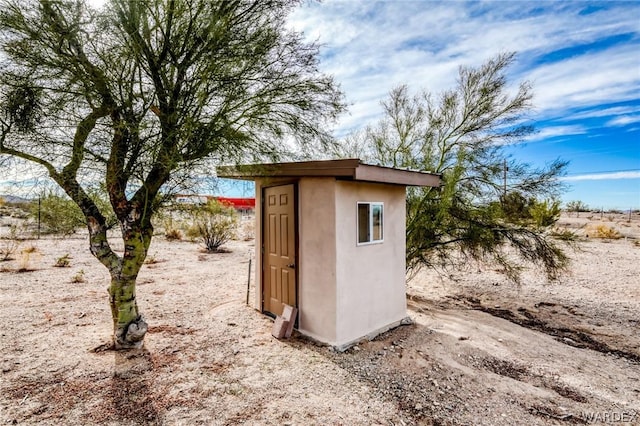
[286,263,295,269]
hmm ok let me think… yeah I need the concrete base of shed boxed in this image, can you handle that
[288,316,414,352]
[332,316,414,352]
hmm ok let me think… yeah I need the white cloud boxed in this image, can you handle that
[568,105,640,120]
[525,44,640,115]
[527,125,588,141]
[561,171,640,181]
[287,1,640,135]
[606,115,640,127]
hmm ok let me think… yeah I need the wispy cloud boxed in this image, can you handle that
[568,105,640,121]
[287,1,640,134]
[526,44,640,115]
[526,125,587,141]
[606,115,640,127]
[561,171,640,181]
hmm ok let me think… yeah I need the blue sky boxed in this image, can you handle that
[280,0,640,210]
[2,1,638,210]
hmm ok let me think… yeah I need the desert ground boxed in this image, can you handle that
[0,211,639,425]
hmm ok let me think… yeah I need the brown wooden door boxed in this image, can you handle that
[263,184,296,316]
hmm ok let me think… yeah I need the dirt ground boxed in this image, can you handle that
[0,212,639,425]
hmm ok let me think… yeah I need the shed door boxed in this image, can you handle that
[263,184,297,316]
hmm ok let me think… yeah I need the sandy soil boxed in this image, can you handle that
[0,212,639,425]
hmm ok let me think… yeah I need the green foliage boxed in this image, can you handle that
[497,192,561,228]
[0,0,343,346]
[3,82,42,132]
[337,53,569,282]
[566,200,589,216]
[33,191,85,236]
[190,200,237,252]
[529,199,561,228]
[499,191,534,223]
[32,188,115,236]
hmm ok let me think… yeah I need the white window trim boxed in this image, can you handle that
[357,201,384,246]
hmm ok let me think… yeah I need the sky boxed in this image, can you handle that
[2,1,639,210]
[278,0,639,210]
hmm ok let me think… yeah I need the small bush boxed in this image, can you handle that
[0,225,21,261]
[239,219,255,241]
[18,247,39,272]
[55,254,71,267]
[499,192,560,228]
[566,200,589,217]
[33,191,85,236]
[550,228,577,241]
[71,269,86,283]
[184,225,200,241]
[530,199,561,228]
[165,228,183,241]
[589,225,621,240]
[191,200,237,252]
[22,244,38,254]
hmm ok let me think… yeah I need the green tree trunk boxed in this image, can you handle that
[87,213,151,349]
[108,225,151,349]
[109,275,147,349]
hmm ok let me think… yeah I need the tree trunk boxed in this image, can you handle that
[107,223,151,349]
[109,276,147,349]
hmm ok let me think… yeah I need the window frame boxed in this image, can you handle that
[356,201,384,246]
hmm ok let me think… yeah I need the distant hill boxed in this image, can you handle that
[0,194,32,204]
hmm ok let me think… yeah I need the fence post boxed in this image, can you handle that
[37,197,41,239]
[246,256,252,305]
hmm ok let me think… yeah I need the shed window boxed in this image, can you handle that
[357,202,383,245]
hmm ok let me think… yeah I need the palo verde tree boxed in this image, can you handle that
[337,53,568,282]
[0,0,344,348]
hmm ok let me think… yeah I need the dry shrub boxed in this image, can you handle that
[550,228,577,241]
[189,200,237,252]
[587,224,621,239]
[18,248,39,272]
[71,269,86,283]
[0,224,21,261]
[164,228,183,241]
[197,214,236,252]
[239,219,255,241]
[55,253,72,267]
[184,224,200,241]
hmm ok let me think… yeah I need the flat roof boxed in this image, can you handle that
[217,159,441,187]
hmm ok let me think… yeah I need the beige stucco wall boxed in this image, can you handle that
[334,181,407,347]
[297,178,337,343]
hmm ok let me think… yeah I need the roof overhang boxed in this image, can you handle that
[217,159,441,187]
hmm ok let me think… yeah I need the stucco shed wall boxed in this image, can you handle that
[297,178,337,344]
[334,181,407,347]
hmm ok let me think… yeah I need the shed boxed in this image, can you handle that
[217,159,441,350]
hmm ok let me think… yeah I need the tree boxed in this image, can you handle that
[566,200,589,217]
[0,0,344,348]
[337,53,568,282]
